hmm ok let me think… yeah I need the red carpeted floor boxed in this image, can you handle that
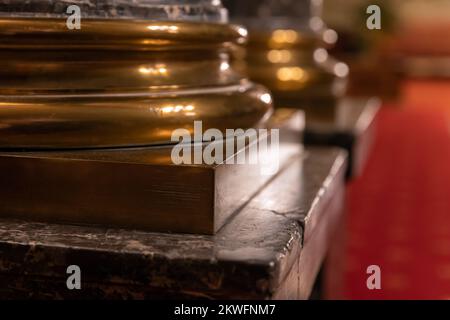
[342,79,450,299]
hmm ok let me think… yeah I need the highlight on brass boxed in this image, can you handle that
[0,0,450,306]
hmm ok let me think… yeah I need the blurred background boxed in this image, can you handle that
[320,0,450,299]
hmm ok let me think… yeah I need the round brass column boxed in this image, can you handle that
[0,2,273,149]
[224,0,348,109]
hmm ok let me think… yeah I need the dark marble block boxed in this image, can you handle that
[0,147,347,300]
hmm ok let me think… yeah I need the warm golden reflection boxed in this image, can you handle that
[159,104,195,114]
[271,29,299,44]
[147,25,179,33]
[149,85,180,90]
[139,64,168,76]
[277,67,308,82]
[267,50,292,64]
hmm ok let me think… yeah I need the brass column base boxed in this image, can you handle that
[0,110,303,235]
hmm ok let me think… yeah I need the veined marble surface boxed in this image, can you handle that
[0,0,228,22]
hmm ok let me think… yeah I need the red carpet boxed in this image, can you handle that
[342,80,450,299]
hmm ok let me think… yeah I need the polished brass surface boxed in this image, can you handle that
[0,18,273,149]
[233,28,348,109]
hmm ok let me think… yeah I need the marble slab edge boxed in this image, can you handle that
[0,147,347,299]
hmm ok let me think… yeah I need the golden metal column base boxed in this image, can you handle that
[0,109,303,235]
[232,28,349,109]
[0,18,272,149]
